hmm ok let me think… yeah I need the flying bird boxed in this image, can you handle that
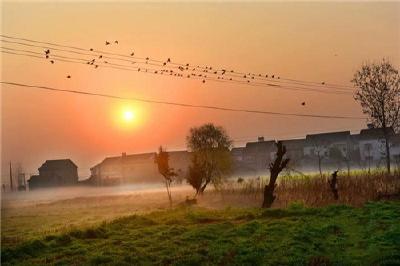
[50,60,54,64]
[321,82,325,85]
[45,55,49,59]
[90,48,93,51]
[167,58,171,63]
[301,102,306,106]
[95,65,98,68]
[272,75,275,78]
[114,40,118,44]
[44,49,50,55]
[130,52,134,56]
[67,75,71,79]
[99,55,102,59]
[202,80,205,83]
[105,41,110,45]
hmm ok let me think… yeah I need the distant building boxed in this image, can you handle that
[281,139,305,164]
[89,151,190,185]
[231,137,276,175]
[28,159,78,190]
[358,127,396,167]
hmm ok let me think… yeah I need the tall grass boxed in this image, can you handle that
[213,170,400,208]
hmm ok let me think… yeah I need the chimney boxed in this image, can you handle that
[258,136,264,142]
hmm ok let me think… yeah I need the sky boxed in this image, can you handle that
[1,1,400,180]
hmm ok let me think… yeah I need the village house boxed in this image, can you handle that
[84,127,400,186]
[89,151,190,185]
[230,137,276,175]
[28,159,79,190]
[358,127,396,168]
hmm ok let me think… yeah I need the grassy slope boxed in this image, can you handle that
[2,201,400,266]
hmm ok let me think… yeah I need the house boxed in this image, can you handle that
[89,152,158,185]
[304,131,351,157]
[28,159,78,190]
[358,127,396,166]
[391,134,400,165]
[241,137,276,174]
[164,150,191,182]
[280,138,305,163]
[89,151,191,185]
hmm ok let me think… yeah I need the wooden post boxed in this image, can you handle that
[9,162,14,192]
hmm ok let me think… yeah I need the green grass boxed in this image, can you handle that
[2,201,400,265]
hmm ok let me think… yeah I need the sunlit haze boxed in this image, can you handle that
[1,1,400,179]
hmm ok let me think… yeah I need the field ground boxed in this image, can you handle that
[2,172,400,265]
[2,200,400,265]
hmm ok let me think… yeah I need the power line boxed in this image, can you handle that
[1,34,355,91]
[0,42,353,95]
[1,47,354,96]
[1,81,365,120]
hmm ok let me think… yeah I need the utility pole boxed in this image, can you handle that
[9,162,14,192]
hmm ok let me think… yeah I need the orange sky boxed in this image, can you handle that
[1,1,400,179]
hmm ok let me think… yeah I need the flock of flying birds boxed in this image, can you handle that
[39,39,327,106]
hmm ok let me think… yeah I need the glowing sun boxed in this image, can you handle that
[123,110,135,122]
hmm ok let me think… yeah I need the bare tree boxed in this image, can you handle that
[262,141,290,208]
[352,59,400,173]
[154,146,176,207]
[312,141,327,177]
[186,123,232,194]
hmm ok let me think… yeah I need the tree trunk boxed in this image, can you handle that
[262,176,277,208]
[318,155,322,177]
[262,142,290,208]
[384,130,391,174]
[165,180,172,207]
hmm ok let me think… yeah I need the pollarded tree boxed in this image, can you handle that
[262,141,290,208]
[352,59,400,173]
[186,123,232,194]
[154,146,176,207]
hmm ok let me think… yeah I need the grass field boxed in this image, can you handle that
[2,201,400,265]
[2,171,400,265]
